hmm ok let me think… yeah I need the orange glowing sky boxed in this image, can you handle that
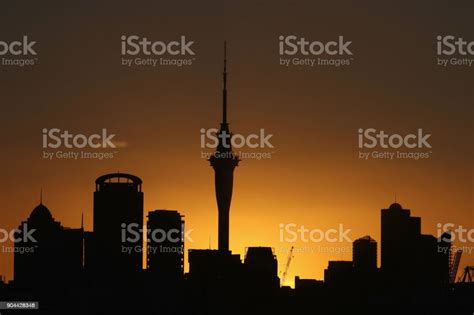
[0,0,472,286]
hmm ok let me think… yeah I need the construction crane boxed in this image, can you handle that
[449,249,462,283]
[281,246,294,286]
[459,266,474,283]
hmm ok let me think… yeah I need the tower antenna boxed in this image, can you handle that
[222,41,228,125]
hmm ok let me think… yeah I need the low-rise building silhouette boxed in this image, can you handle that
[324,261,354,289]
[244,247,279,291]
[295,276,324,290]
[188,249,242,285]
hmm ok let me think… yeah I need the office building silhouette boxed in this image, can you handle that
[381,202,450,287]
[352,235,379,289]
[324,261,354,289]
[90,173,143,279]
[244,247,279,291]
[188,249,242,283]
[353,235,377,272]
[147,210,184,279]
[14,202,83,287]
[294,276,324,291]
[381,202,420,285]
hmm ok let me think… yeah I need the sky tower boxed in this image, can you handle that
[209,42,240,253]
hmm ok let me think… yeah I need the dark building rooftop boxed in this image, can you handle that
[389,202,403,210]
[95,173,142,192]
[29,203,54,223]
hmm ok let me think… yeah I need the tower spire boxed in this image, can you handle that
[40,188,43,205]
[222,41,228,125]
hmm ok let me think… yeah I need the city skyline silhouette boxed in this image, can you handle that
[0,31,473,286]
[1,171,472,314]
[1,1,473,286]
[1,41,473,314]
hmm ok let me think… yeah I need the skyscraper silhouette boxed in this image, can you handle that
[381,202,451,287]
[209,42,240,253]
[91,173,144,279]
[381,202,420,284]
